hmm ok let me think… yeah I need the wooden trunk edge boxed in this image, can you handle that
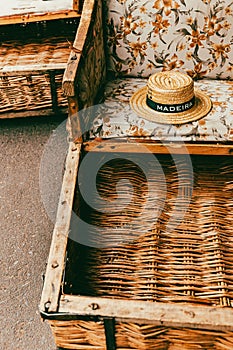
[56,294,233,331]
[62,0,97,97]
[83,139,233,156]
[40,143,81,313]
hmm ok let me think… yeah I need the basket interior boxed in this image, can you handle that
[64,153,233,308]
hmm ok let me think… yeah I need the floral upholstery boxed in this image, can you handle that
[105,0,233,79]
[88,78,233,141]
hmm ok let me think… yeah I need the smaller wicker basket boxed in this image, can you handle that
[0,20,78,118]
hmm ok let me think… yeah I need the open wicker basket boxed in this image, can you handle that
[0,19,79,118]
[41,146,233,350]
[65,154,233,306]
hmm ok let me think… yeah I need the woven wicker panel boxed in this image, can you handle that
[65,155,233,307]
[0,73,65,113]
[50,320,106,350]
[49,320,233,350]
[0,37,70,67]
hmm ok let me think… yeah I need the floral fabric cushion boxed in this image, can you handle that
[105,0,233,79]
[88,78,233,141]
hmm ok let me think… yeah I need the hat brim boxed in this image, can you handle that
[130,86,212,125]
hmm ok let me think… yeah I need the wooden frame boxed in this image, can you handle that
[59,295,233,331]
[83,139,233,156]
[40,142,81,313]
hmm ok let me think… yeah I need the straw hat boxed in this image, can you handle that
[130,71,212,124]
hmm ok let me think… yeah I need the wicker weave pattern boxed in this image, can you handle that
[50,320,233,350]
[66,156,233,307]
[0,37,72,115]
[0,38,70,67]
[50,320,106,350]
[0,73,66,113]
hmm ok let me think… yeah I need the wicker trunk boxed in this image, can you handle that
[40,0,233,348]
[40,144,233,350]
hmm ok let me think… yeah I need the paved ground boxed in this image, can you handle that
[0,115,68,350]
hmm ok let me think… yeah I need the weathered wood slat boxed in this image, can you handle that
[0,64,66,74]
[83,140,233,156]
[0,11,80,25]
[0,108,67,119]
[40,143,81,313]
[59,295,233,331]
[63,0,96,97]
